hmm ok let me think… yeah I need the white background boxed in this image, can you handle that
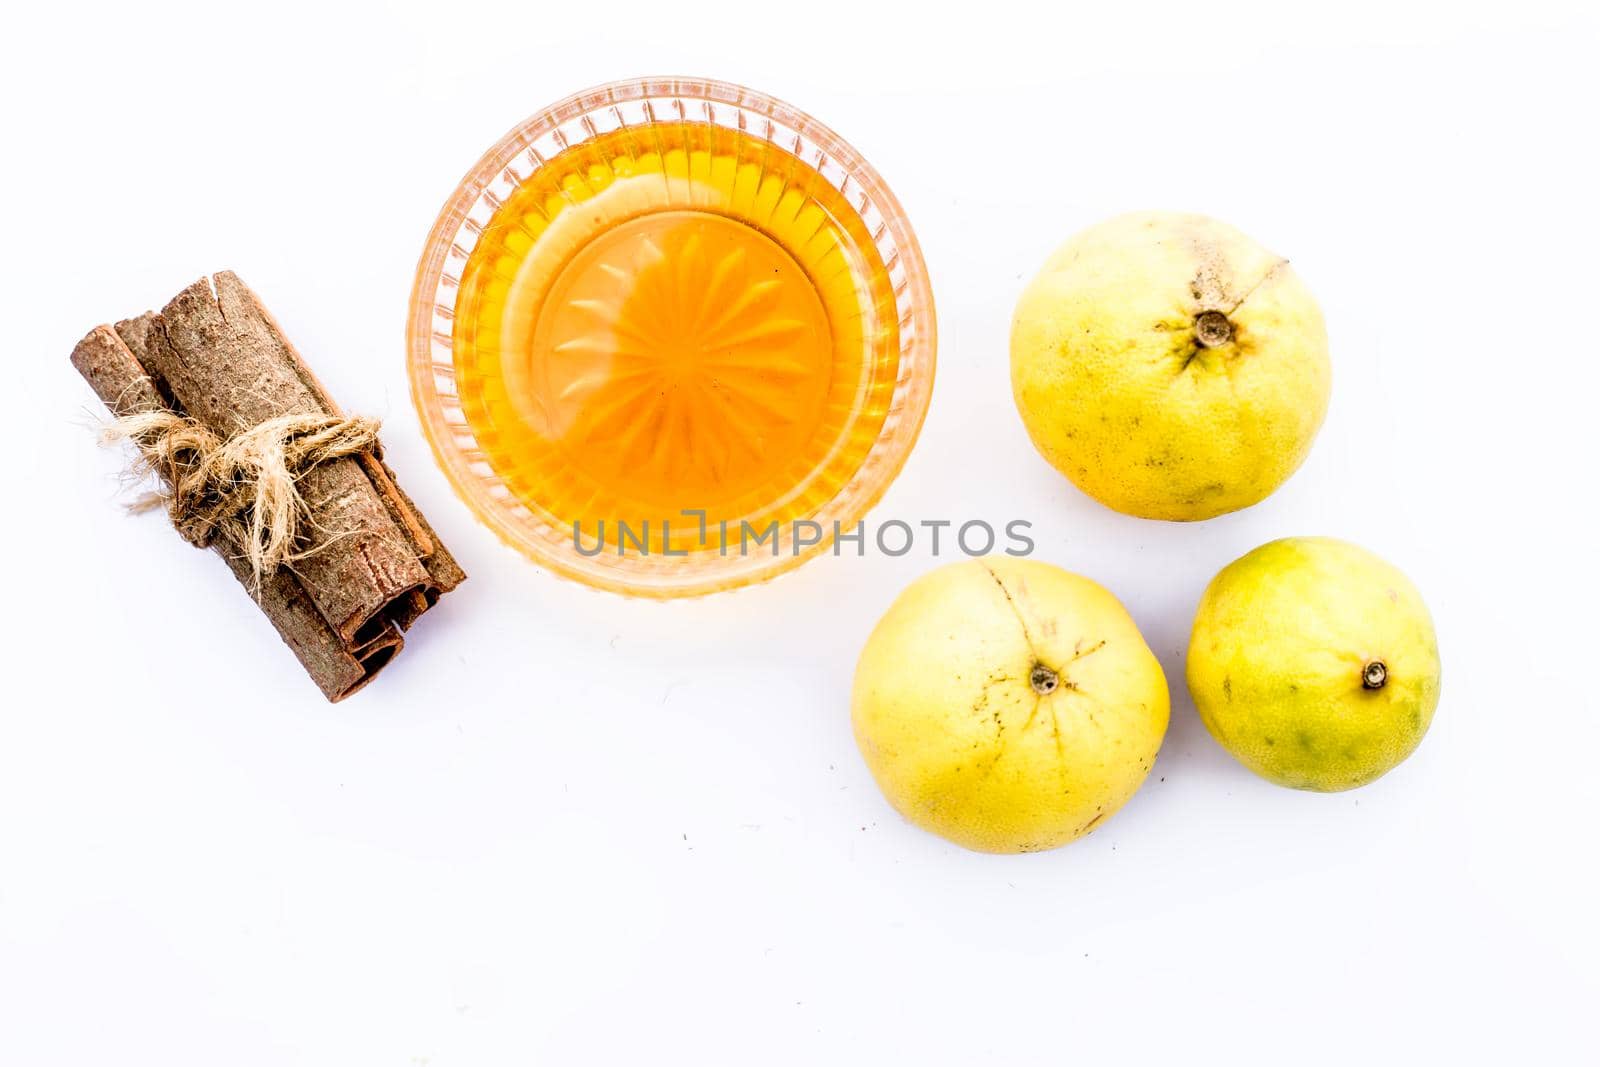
[4,1,1597,1062]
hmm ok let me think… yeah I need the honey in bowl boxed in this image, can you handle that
[410,80,935,596]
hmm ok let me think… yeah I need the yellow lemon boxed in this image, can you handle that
[1011,211,1331,520]
[851,558,1169,853]
[1186,538,1441,791]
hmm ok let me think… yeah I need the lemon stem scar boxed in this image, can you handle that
[1030,663,1060,695]
[1362,660,1389,690]
[1194,310,1234,349]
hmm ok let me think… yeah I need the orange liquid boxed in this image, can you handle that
[452,122,900,553]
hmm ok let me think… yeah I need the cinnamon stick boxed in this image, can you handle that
[72,274,463,701]
[136,274,462,642]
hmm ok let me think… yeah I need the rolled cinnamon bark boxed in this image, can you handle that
[136,273,464,642]
[71,273,463,700]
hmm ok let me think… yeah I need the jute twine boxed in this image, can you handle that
[105,410,381,589]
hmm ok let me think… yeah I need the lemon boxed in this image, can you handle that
[851,558,1168,853]
[1186,538,1441,791]
[1010,211,1331,520]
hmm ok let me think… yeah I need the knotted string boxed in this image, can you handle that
[104,410,381,590]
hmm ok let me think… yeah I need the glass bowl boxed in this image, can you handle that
[408,77,936,597]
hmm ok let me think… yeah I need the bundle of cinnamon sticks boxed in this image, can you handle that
[72,272,464,700]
